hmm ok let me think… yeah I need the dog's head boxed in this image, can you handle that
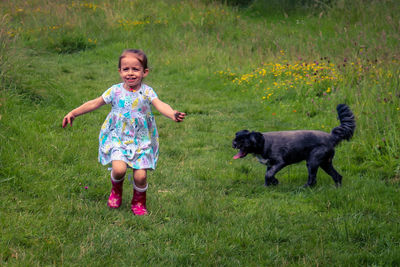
[232,130,264,159]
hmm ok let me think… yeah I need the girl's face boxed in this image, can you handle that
[119,54,148,91]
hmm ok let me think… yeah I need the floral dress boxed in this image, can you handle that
[98,83,159,169]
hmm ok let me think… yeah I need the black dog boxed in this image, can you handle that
[232,104,355,187]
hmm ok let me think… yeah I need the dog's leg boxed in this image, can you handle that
[264,163,285,186]
[320,161,342,187]
[305,148,331,187]
[304,155,320,187]
[305,161,319,187]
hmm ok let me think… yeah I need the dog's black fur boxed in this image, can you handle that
[232,104,355,187]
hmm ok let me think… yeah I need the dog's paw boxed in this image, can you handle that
[265,178,279,186]
[303,182,317,188]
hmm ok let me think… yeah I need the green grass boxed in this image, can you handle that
[1,0,400,266]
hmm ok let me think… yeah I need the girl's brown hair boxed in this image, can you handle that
[118,49,148,69]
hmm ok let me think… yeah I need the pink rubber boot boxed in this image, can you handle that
[131,183,148,216]
[107,174,124,209]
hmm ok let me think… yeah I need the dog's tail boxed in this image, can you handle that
[330,104,356,146]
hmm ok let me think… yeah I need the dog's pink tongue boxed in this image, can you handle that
[233,151,245,159]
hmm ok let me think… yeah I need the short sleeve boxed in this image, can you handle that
[143,85,158,102]
[102,86,114,104]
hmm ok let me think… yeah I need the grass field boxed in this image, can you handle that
[1,0,400,265]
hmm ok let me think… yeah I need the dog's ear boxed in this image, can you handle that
[249,132,258,143]
[249,131,264,145]
[236,130,249,137]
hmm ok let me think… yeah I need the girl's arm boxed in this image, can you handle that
[62,96,106,128]
[152,98,186,122]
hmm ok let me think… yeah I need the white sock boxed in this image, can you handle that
[111,172,124,183]
[133,181,148,192]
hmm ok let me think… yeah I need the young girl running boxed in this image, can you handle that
[62,49,186,215]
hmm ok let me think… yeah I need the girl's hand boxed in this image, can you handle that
[174,111,186,122]
[62,112,75,128]
[61,96,106,128]
[151,98,185,122]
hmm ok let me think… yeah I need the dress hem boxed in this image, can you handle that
[99,159,156,171]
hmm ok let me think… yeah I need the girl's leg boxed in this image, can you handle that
[108,160,127,208]
[131,169,148,215]
[112,160,127,180]
[133,169,147,188]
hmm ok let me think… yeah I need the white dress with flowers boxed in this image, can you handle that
[98,83,159,169]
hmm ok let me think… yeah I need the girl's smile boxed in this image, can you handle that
[119,54,148,92]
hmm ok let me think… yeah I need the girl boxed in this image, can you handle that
[62,49,186,215]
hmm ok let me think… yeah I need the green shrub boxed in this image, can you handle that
[48,32,95,54]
